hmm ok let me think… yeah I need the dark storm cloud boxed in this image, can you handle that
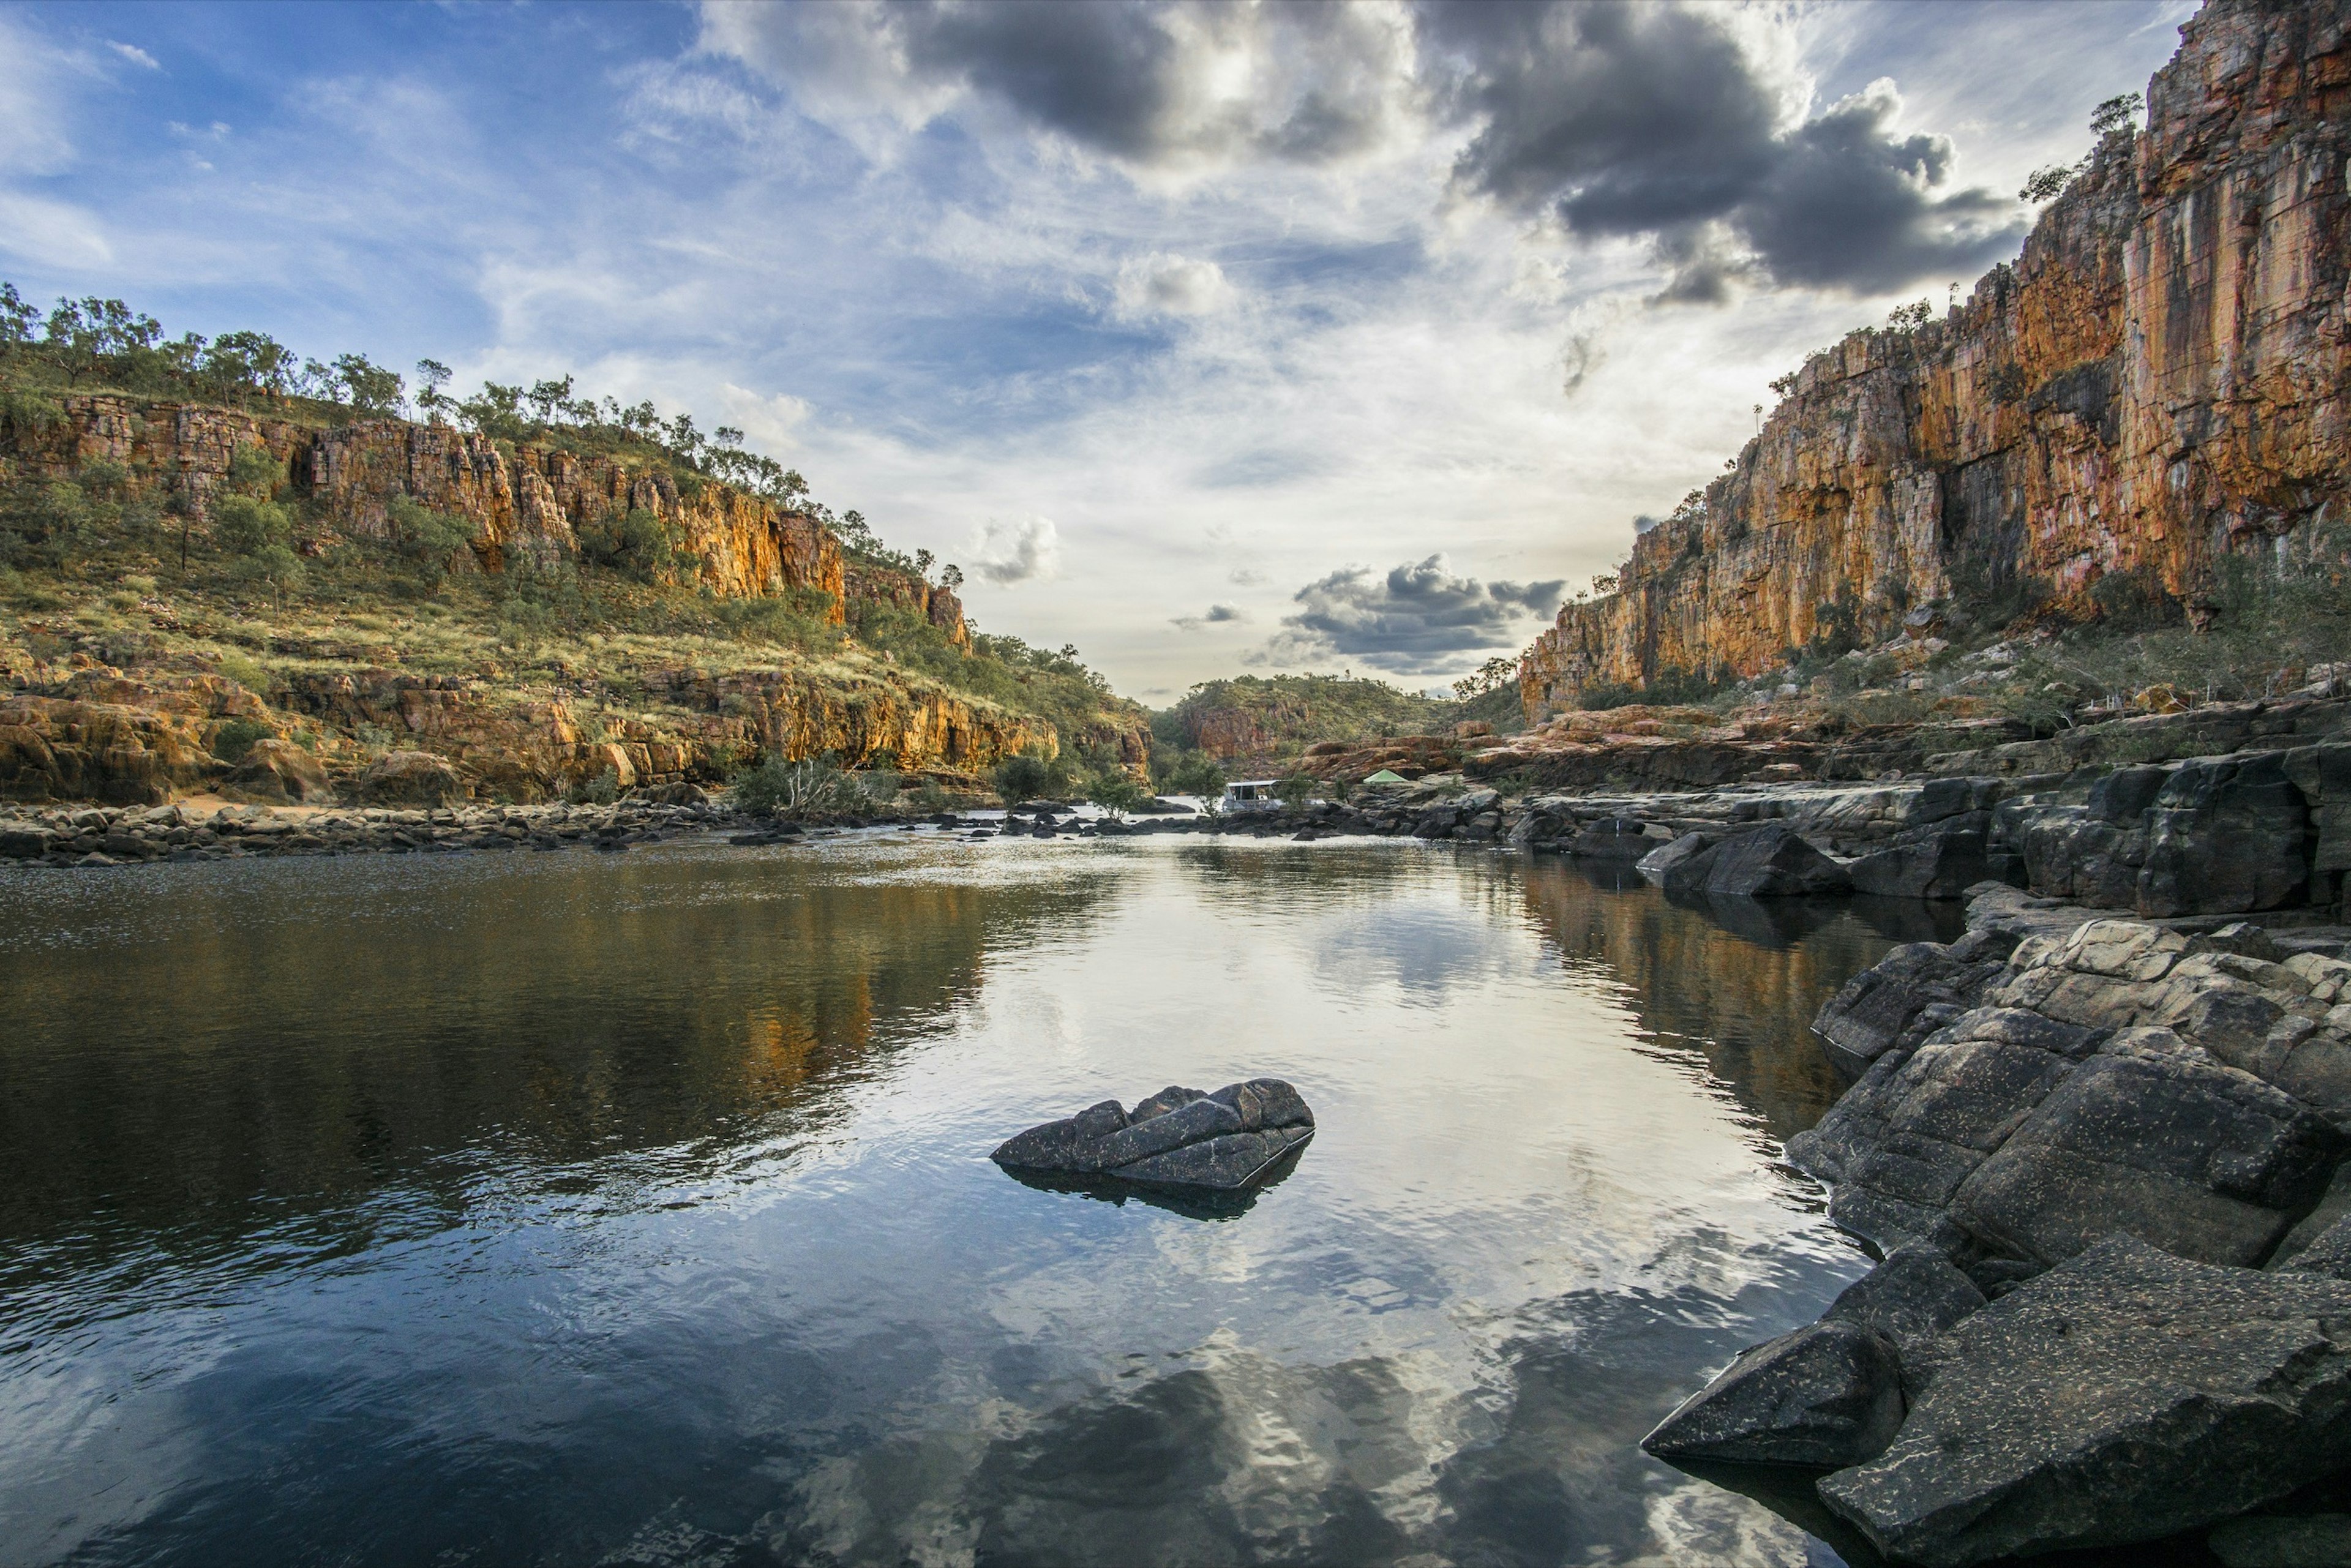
[1422,1,2022,296]
[1256,556,1563,675]
[759,0,1409,167]
[1172,602,1246,631]
[717,0,2023,298]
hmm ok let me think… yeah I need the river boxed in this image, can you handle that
[0,834,1957,1567]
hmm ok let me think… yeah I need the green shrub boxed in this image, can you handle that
[211,718,271,762]
[732,751,863,817]
[993,748,1076,807]
[1163,752,1226,797]
[1274,775,1316,808]
[568,767,621,805]
[212,493,292,556]
[1086,772,1146,818]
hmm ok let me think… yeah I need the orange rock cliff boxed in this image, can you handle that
[1521,0,2351,719]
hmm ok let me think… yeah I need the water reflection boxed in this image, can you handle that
[0,838,1918,1567]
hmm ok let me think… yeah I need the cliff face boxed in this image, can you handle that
[3,396,974,643]
[1522,0,2351,717]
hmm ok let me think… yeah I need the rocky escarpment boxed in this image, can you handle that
[0,394,977,628]
[0,654,1054,806]
[1523,0,2351,715]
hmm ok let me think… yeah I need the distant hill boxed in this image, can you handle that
[1153,673,1520,770]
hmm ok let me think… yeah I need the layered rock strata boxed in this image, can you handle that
[1523,0,2351,715]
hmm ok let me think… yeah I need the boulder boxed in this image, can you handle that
[1818,1237,2351,1567]
[0,827,53,859]
[992,1079,1314,1194]
[1640,1318,1906,1469]
[1784,1008,2105,1257]
[2139,754,2312,918]
[1663,823,1851,898]
[1848,817,2007,900]
[1635,830,1719,887]
[1640,1246,1984,1470]
[1566,817,1656,861]
[356,750,466,807]
[1949,1029,2345,1270]
[225,738,331,805]
[1812,929,2019,1081]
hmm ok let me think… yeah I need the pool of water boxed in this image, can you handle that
[0,835,1957,1567]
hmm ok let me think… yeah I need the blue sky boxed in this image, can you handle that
[0,0,2192,699]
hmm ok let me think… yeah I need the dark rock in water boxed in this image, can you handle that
[1849,816,2009,900]
[1785,1007,2105,1257]
[1663,823,1851,898]
[992,1079,1314,1195]
[1812,930,2018,1081]
[2207,1514,2351,1567]
[1641,1245,1985,1471]
[1818,1236,2351,1568]
[1636,830,1720,887]
[1567,817,1656,860]
[1641,1318,1906,1469]
[1948,1030,2345,1270]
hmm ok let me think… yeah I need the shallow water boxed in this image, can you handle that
[0,836,1956,1567]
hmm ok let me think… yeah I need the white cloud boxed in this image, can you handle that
[108,42,160,72]
[0,191,113,266]
[1112,252,1235,319]
[966,514,1062,586]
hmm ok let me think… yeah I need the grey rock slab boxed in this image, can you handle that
[1668,823,1851,898]
[1819,1236,2351,1568]
[1949,1029,2345,1269]
[1812,932,2018,1081]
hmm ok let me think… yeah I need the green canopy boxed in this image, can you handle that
[1362,770,1408,784]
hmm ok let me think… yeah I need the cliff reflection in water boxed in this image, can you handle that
[0,847,1113,1281]
[1518,860,1962,1139]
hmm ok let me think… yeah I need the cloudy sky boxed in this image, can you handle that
[1,1,2191,700]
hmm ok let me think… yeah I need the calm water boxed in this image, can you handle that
[0,835,1955,1567]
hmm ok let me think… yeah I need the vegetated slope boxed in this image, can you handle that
[1520,0,2351,720]
[0,295,1145,803]
[1153,673,1514,773]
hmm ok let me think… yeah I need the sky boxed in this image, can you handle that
[0,0,2194,702]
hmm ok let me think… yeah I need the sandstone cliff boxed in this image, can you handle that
[1522,0,2351,718]
[0,392,1149,803]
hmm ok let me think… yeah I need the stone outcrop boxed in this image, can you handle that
[1521,0,2351,715]
[991,1079,1316,1194]
[1818,1237,2351,1568]
[0,397,974,644]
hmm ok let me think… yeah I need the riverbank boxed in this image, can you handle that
[1641,887,2351,1566]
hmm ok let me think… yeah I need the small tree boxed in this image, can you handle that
[1274,775,1316,809]
[994,751,1049,807]
[1087,772,1146,819]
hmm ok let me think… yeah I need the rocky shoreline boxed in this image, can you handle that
[1641,884,2351,1564]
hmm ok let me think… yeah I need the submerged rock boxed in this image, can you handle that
[1819,1237,2351,1568]
[992,1079,1314,1194]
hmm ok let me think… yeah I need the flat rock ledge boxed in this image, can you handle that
[1648,886,2351,1566]
[991,1079,1314,1194]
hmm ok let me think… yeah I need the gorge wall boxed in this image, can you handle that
[1,394,970,640]
[1521,0,2351,718]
